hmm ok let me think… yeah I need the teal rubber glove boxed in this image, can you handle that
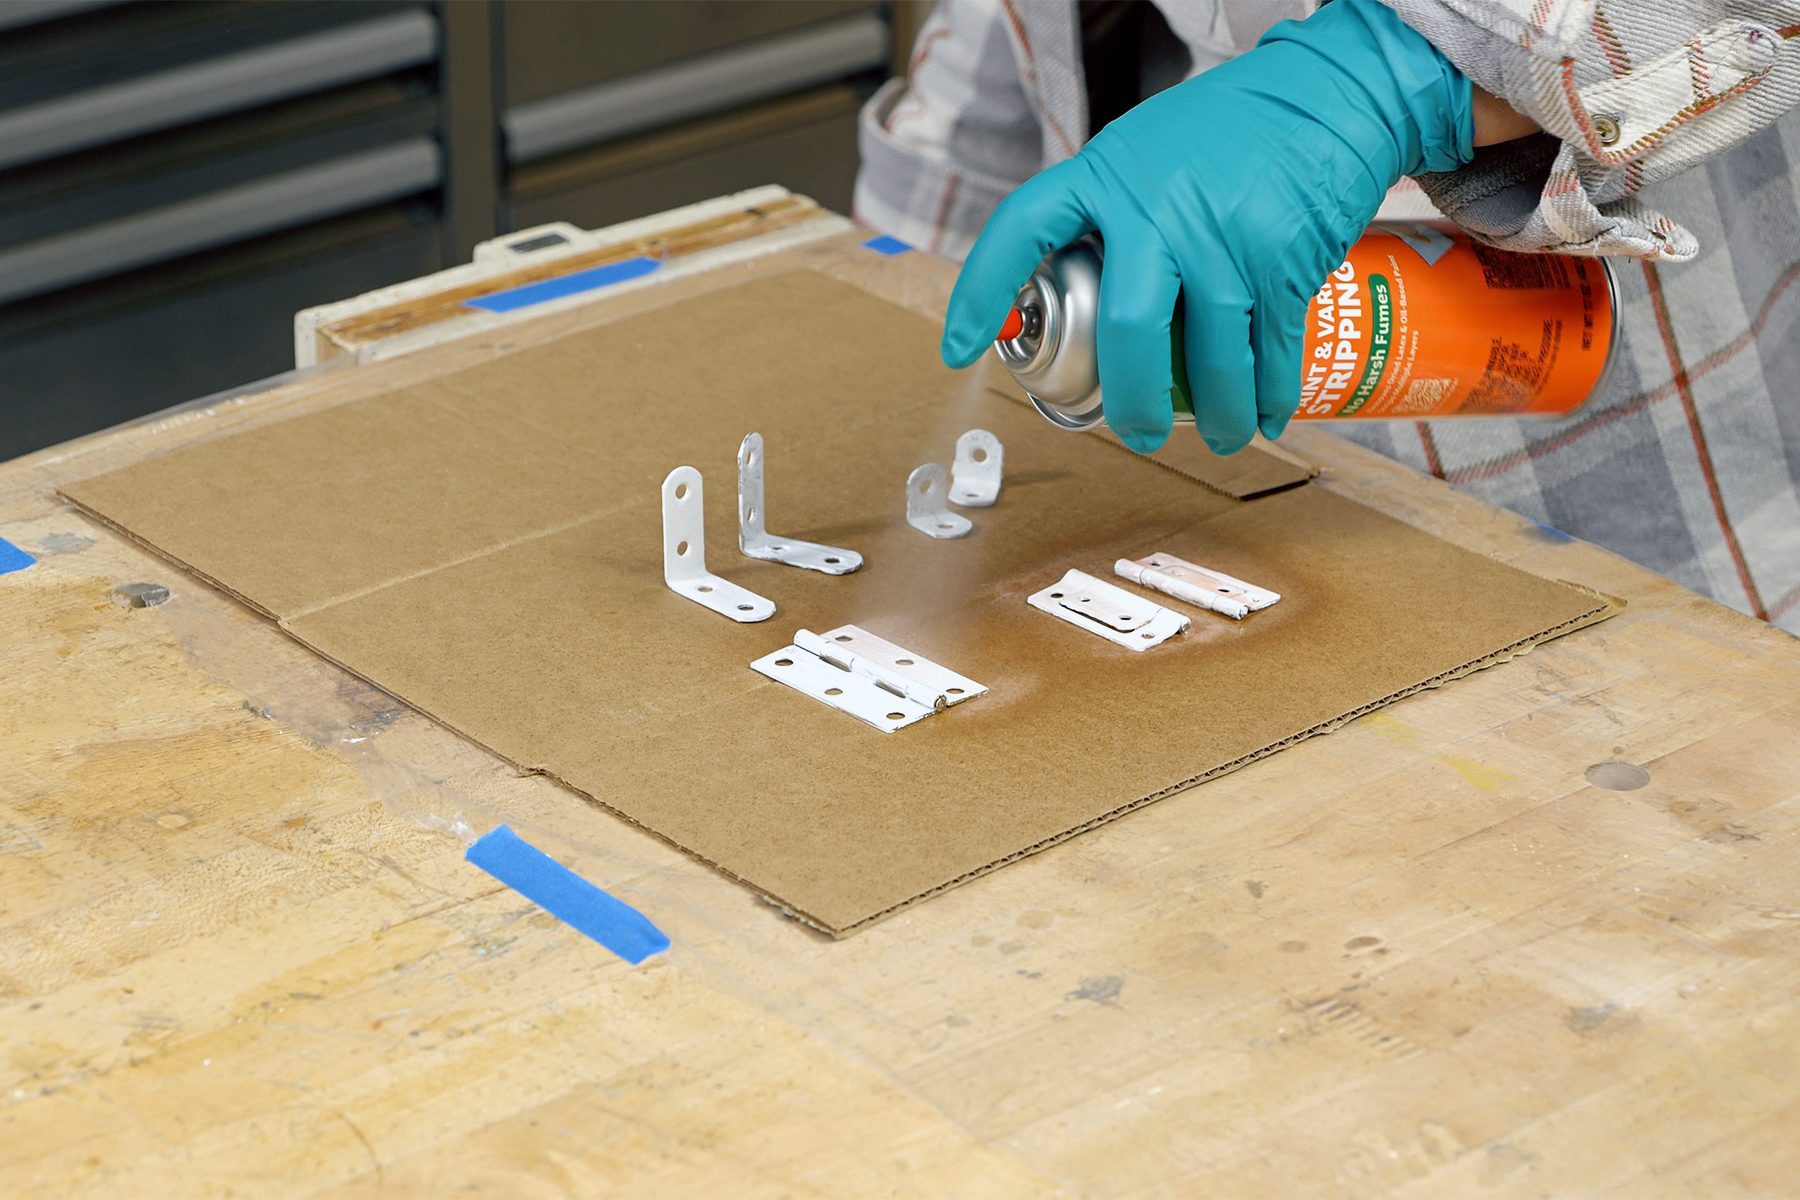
[940,0,1474,455]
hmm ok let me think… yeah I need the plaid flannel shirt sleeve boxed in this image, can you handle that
[853,0,1083,260]
[1380,0,1800,259]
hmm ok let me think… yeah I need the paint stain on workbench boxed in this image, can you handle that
[1357,714,1516,792]
[1357,710,1425,749]
[1066,976,1124,1005]
[37,532,96,556]
[1441,754,1514,792]
[1478,1141,1539,1187]
[1585,761,1651,791]
[1565,1002,1619,1033]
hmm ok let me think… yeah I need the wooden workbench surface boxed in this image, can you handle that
[3,202,1797,1198]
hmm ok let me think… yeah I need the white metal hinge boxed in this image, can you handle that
[1115,553,1280,620]
[1027,569,1188,650]
[750,625,987,732]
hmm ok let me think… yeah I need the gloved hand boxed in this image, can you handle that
[940,0,1474,455]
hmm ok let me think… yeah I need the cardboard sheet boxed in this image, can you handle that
[64,269,1617,935]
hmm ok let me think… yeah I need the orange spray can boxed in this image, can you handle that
[994,221,1618,430]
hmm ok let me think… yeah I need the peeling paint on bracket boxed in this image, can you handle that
[661,466,774,623]
[906,463,971,539]
[750,624,987,732]
[950,429,1003,507]
[737,432,862,574]
[1028,569,1188,650]
[1115,553,1280,620]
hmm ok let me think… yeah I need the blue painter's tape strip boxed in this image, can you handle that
[863,235,913,256]
[463,257,662,314]
[466,825,669,964]
[0,538,35,575]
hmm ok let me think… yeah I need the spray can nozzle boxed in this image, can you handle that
[996,305,1045,344]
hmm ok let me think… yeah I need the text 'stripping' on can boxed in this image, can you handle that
[993,221,1619,432]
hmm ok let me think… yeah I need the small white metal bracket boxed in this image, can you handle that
[906,463,972,539]
[950,429,1003,507]
[1028,569,1188,650]
[662,466,775,622]
[736,433,862,574]
[750,624,988,732]
[1114,553,1280,620]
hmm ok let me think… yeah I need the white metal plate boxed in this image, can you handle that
[906,463,972,538]
[950,429,1003,507]
[1027,569,1188,650]
[661,466,775,622]
[1114,553,1280,620]
[737,432,862,574]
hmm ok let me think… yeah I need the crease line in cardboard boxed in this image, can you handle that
[281,501,636,622]
[275,391,957,624]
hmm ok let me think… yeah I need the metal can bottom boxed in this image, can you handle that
[1026,391,1104,431]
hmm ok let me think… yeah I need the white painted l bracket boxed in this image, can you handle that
[1028,569,1188,650]
[907,463,971,539]
[1115,553,1280,620]
[662,466,774,622]
[737,433,862,574]
[750,624,987,732]
[951,429,1003,507]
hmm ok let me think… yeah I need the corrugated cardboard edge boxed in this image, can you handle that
[1071,416,1321,505]
[63,486,1625,936]
[1133,430,1320,500]
[68,502,284,624]
[978,369,1318,501]
[61,494,829,930]
[828,584,1624,936]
